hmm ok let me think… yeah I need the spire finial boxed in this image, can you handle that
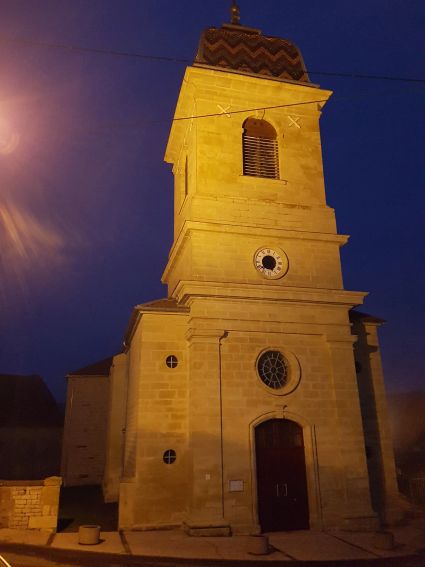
[230,1,241,25]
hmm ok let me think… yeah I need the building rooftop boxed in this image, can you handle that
[0,374,63,427]
[68,356,114,377]
[136,298,189,313]
[194,23,310,84]
[350,310,386,324]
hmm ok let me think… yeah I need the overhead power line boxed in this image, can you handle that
[87,85,423,129]
[0,36,190,63]
[1,35,424,85]
[73,98,332,132]
[172,99,330,122]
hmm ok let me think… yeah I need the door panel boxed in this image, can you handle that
[255,419,309,532]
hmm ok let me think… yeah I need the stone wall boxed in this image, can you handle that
[61,375,108,486]
[0,476,61,530]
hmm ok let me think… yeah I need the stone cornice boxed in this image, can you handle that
[185,328,227,343]
[325,336,358,347]
[174,281,367,308]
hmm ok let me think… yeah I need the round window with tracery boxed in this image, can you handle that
[257,350,288,390]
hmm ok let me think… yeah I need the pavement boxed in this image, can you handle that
[0,520,424,564]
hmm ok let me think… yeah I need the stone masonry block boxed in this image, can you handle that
[28,515,57,529]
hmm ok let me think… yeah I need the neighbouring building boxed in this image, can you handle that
[388,391,425,505]
[73,7,403,534]
[61,357,113,486]
[0,374,63,480]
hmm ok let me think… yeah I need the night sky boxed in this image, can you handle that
[0,1,423,401]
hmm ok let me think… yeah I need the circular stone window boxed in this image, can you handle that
[257,350,288,389]
[255,348,301,395]
[166,355,178,368]
[163,449,176,464]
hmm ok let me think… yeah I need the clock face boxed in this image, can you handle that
[254,247,288,279]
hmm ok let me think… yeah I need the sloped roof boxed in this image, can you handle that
[136,298,189,313]
[195,24,310,84]
[349,310,386,324]
[68,356,113,377]
[0,374,63,427]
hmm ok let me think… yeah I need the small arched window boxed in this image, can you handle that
[242,118,279,180]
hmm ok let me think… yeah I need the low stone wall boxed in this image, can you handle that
[0,476,61,530]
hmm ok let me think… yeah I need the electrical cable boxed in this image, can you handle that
[79,84,424,130]
[0,35,424,85]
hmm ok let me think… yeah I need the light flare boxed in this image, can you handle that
[0,116,20,155]
[0,202,69,301]
[0,131,20,155]
[1,203,64,259]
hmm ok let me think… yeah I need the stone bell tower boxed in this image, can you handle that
[117,5,400,534]
[163,25,345,300]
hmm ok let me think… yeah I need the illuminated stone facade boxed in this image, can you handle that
[112,22,401,534]
[61,358,111,487]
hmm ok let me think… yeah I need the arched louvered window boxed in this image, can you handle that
[242,118,279,179]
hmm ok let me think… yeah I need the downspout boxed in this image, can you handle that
[120,355,130,476]
[62,379,74,484]
[218,330,229,519]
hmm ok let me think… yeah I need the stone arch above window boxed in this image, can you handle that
[242,118,279,180]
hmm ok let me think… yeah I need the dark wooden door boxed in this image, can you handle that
[255,419,309,532]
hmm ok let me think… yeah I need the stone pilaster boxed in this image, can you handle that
[362,322,402,525]
[184,328,230,536]
[327,337,378,530]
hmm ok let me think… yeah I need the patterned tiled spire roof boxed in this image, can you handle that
[194,23,310,84]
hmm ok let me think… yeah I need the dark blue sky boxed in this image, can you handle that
[0,1,423,401]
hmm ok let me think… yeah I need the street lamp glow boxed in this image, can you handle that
[0,116,19,155]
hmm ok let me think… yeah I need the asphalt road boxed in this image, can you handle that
[1,546,425,567]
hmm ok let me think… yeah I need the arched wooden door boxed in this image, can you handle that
[255,419,309,532]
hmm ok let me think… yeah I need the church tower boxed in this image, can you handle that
[116,6,400,534]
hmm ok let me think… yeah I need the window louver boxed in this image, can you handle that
[242,118,279,180]
[243,134,279,179]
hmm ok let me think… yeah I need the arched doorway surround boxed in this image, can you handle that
[249,411,322,532]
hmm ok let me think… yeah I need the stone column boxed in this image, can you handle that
[363,322,402,524]
[184,328,230,536]
[327,336,378,530]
